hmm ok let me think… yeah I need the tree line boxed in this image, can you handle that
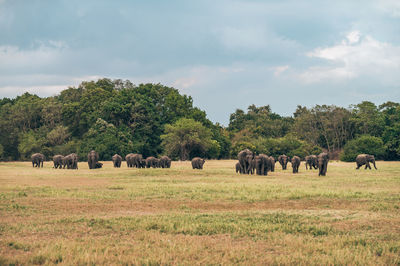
[0,78,399,161]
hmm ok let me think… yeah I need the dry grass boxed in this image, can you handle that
[0,160,399,265]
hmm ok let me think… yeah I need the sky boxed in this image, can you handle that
[1,0,400,125]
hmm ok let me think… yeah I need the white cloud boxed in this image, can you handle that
[0,41,67,72]
[346,31,360,44]
[272,65,289,76]
[0,73,105,98]
[299,31,400,83]
[375,0,400,17]
[0,85,70,97]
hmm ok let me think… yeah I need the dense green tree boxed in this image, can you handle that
[351,101,385,137]
[161,118,219,160]
[80,118,136,160]
[228,105,293,137]
[292,105,354,153]
[17,130,45,160]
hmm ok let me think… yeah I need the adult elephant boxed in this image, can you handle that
[31,153,45,168]
[238,149,254,174]
[255,154,270,175]
[126,153,143,168]
[145,156,158,168]
[64,153,78,169]
[291,156,301,173]
[278,155,290,170]
[132,154,144,168]
[269,156,276,172]
[52,155,64,169]
[191,157,205,169]
[160,156,172,168]
[356,154,377,170]
[317,153,329,176]
[112,154,122,168]
[87,150,99,169]
[305,155,318,170]
[125,153,134,167]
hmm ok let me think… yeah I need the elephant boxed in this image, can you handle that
[305,155,318,170]
[317,153,329,176]
[64,153,78,169]
[238,149,254,174]
[112,154,122,168]
[255,154,270,175]
[126,153,145,168]
[249,158,256,174]
[94,162,103,169]
[87,150,99,169]
[52,155,64,169]
[356,154,377,170]
[154,158,161,168]
[145,156,158,168]
[125,153,134,167]
[278,155,290,170]
[31,153,45,168]
[191,157,205,169]
[269,156,276,172]
[160,156,172,168]
[235,162,243,173]
[138,158,146,168]
[291,156,301,173]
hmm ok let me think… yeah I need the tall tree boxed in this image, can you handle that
[161,118,218,160]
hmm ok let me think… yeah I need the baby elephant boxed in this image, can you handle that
[191,157,205,169]
[94,162,103,169]
[235,162,243,173]
[291,156,301,173]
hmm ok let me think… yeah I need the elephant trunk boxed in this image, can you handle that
[373,159,377,170]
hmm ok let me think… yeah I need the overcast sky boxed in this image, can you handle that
[1,0,400,124]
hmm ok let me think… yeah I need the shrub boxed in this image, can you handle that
[340,135,385,162]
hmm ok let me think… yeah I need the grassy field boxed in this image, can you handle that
[0,160,399,265]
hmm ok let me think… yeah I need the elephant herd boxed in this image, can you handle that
[30,151,198,170]
[235,149,331,176]
[31,150,378,173]
[124,153,172,169]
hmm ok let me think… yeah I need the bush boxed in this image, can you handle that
[340,135,385,162]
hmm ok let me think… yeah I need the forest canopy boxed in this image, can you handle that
[0,78,399,161]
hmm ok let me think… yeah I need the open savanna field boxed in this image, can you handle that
[0,160,399,265]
